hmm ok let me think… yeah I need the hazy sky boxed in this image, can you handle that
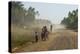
[22,2,78,24]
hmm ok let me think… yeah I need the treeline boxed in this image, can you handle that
[61,9,78,31]
[11,1,39,26]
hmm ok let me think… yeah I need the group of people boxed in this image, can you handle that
[35,25,53,42]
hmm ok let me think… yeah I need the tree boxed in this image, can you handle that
[11,1,25,24]
[11,1,39,26]
[61,9,78,31]
[24,6,39,25]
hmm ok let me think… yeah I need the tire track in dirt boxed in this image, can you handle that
[12,32,60,53]
[12,29,78,53]
[49,30,78,50]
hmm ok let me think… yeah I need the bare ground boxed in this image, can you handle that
[12,29,78,53]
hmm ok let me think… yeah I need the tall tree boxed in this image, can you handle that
[11,2,39,26]
[11,1,25,24]
[24,6,39,24]
[61,9,78,31]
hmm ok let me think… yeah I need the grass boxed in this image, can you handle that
[11,25,37,49]
[11,24,78,52]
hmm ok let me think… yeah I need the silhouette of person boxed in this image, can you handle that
[35,32,38,42]
[50,25,53,32]
[41,26,48,41]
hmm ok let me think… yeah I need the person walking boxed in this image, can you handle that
[50,25,53,32]
[41,26,48,41]
[35,32,38,42]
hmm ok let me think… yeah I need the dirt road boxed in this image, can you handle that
[12,28,78,53]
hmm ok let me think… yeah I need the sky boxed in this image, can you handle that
[22,2,78,24]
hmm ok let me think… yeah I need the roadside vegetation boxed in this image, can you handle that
[61,9,78,31]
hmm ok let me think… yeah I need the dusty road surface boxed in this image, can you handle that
[12,25,78,53]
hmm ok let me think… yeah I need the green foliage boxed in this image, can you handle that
[11,2,25,24]
[11,1,39,26]
[61,9,78,31]
[24,7,39,24]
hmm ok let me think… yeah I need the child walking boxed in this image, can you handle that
[35,32,38,42]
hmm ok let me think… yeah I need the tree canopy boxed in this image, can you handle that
[61,9,78,31]
[11,1,39,26]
